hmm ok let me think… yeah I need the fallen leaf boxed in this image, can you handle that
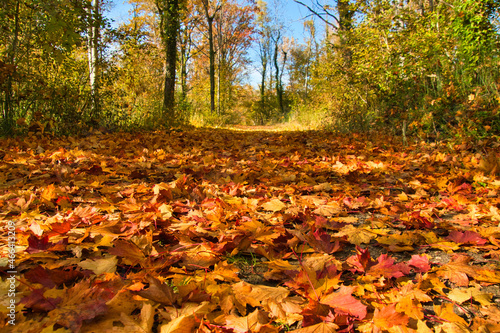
[261,198,286,212]
[373,304,409,330]
[225,309,273,333]
[134,276,178,305]
[320,286,367,319]
[77,256,118,275]
[289,322,339,332]
[159,314,197,333]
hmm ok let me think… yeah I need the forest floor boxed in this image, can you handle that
[1,128,500,333]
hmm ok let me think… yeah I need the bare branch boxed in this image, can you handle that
[293,0,338,27]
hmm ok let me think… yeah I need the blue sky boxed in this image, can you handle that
[107,0,316,37]
[107,0,134,27]
[106,0,323,86]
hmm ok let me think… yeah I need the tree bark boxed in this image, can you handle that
[259,44,267,116]
[208,14,215,114]
[3,0,20,134]
[201,0,221,114]
[179,26,191,102]
[87,0,100,120]
[273,31,285,116]
[157,0,181,121]
[337,0,353,65]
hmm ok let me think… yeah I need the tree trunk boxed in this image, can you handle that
[207,14,216,114]
[201,0,221,115]
[2,0,20,135]
[157,0,181,121]
[260,56,266,108]
[337,0,353,66]
[217,15,221,116]
[273,31,285,116]
[87,0,100,121]
[179,28,190,102]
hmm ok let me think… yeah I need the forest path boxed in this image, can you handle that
[228,123,310,131]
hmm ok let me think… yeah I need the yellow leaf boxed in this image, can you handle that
[398,192,408,201]
[261,198,286,212]
[289,322,339,332]
[139,302,155,332]
[77,256,118,275]
[396,295,425,320]
[42,184,57,202]
[434,303,468,326]
[336,225,376,245]
[232,281,289,308]
[416,319,433,333]
[448,286,492,306]
[158,203,173,219]
[435,322,471,333]
[160,315,197,333]
[372,304,409,330]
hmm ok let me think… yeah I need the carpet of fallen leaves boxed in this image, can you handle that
[1,129,500,333]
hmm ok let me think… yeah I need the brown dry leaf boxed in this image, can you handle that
[180,243,219,268]
[225,309,273,333]
[478,152,500,175]
[134,276,178,305]
[267,296,305,326]
[436,255,476,286]
[313,203,341,217]
[48,280,114,332]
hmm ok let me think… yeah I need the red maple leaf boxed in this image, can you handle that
[346,246,376,273]
[50,221,72,235]
[320,286,367,320]
[26,235,52,254]
[369,254,410,278]
[408,254,431,273]
[404,211,434,229]
[21,288,61,312]
[25,265,84,288]
[446,230,487,245]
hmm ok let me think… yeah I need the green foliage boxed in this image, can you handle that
[0,0,104,136]
[293,0,500,139]
[250,91,278,125]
